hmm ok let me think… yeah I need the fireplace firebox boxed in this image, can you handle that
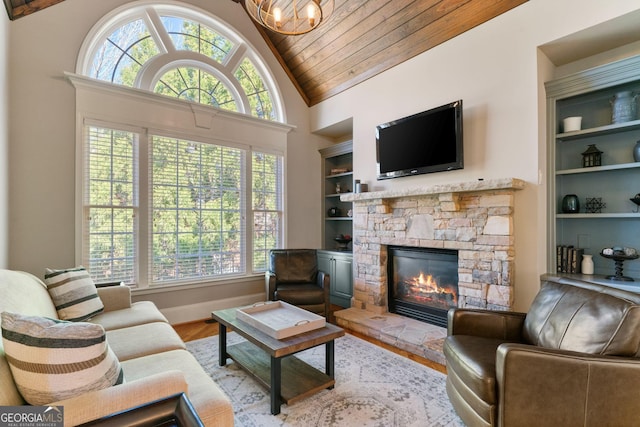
[388,246,458,328]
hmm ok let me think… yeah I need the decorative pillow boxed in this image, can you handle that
[44,267,104,321]
[1,311,124,405]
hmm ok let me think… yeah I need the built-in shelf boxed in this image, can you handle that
[546,53,640,279]
[319,141,354,307]
[326,172,353,179]
[556,162,640,175]
[320,141,353,251]
[556,119,640,141]
[556,213,640,219]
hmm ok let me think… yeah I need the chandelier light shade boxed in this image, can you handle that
[245,0,335,36]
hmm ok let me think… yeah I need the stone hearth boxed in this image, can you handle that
[335,307,449,365]
[335,178,525,364]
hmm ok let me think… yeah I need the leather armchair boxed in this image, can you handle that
[444,275,640,427]
[265,249,330,318]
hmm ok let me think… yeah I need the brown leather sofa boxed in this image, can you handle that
[444,274,640,427]
[265,249,330,318]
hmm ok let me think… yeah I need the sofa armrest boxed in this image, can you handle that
[317,271,330,318]
[96,285,132,312]
[52,370,188,427]
[265,271,276,301]
[496,343,640,426]
[447,308,526,340]
[317,270,330,290]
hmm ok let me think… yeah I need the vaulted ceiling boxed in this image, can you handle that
[237,0,529,106]
[5,0,529,106]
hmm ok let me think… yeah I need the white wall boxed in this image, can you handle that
[0,10,8,268]
[310,0,640,311]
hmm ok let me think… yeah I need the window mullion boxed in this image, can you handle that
[245,149,253,273]
[138,131,149,289]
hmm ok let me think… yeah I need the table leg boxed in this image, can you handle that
[270,356,282,415]
[326,340,335,389]
[218,324,227,366]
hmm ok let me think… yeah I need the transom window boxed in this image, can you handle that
[75,2,287,287]
[79,2,283,121]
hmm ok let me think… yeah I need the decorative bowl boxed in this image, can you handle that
[600,252,639,261]
[334,236,352,244]
[334,236,352,251]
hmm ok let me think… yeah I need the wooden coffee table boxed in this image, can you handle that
[211,307,345,415]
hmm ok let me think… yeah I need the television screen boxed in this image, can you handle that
[376,100,463,180]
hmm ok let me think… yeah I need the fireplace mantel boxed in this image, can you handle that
[341,177,525,202]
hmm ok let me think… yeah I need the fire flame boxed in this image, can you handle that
[407,272,457,305]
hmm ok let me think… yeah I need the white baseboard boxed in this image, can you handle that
[161,293,265,324]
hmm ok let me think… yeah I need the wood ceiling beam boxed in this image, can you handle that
[4,0,65,20]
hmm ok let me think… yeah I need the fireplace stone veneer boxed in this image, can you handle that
[340,178,525,315]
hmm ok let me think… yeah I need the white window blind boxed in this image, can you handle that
[82,125,282,287]
[150,135,246,283]
[83,126,138,284]
[252,151,283,272]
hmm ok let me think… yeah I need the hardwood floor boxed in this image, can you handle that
[173,308,447,374]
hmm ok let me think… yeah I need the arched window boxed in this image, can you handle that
[71,2,289,288]
[77,2,283,122]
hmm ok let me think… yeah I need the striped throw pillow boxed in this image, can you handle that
[44,267,104,321]
[1,312,124,406]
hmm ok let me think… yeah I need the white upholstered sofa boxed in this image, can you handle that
[0,269,233,426]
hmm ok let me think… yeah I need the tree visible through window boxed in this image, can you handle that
[84,127,137,284]
[151,136,245,282]
[154,66,238,111]
[84,4,279,121]
[252,152,283,271]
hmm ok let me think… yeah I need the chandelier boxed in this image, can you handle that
[245,0,335,36]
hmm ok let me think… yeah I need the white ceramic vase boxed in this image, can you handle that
[581,254,594,275]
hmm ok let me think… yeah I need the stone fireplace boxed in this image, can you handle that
[343,178,524,315]
[334,178,525,364]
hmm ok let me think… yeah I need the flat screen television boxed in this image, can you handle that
[376,100,463,180]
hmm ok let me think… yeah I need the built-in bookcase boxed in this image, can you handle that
[546,54,640,280]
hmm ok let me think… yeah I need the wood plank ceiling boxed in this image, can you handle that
[239,0,529,106]
[3,0,63,20]
[4,0,528,106]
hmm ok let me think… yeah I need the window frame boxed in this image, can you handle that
[75,1,285,123]
[71,74,291,290]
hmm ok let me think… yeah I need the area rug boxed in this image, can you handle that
[186,333,463,427]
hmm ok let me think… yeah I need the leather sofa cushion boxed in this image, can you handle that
[523,280,640,356]
[275,284,324,305]
[269,249,318,283]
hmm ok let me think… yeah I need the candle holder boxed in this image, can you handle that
[600,251,639,281]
